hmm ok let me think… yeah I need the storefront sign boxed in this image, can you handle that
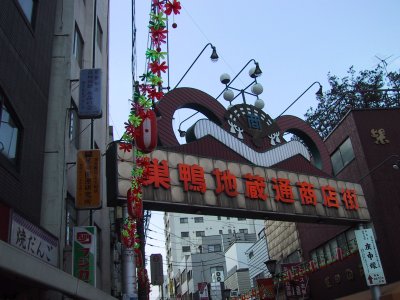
[9,211,58,266]
[110,145,369,224]
[355,228,386,286]
[281,263,308,298]
[76,150,101,209]
[78,68,102,118]
[72,226,96,286]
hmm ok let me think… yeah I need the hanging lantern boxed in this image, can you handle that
[127,188,144,219]
[134,109,158,153]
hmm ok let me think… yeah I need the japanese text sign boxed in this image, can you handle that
[355,228,386,286]
[78,68,102,118]
[9,211,59,266]
[73,226,96,286]
[76,150,101,209]
[113,146,370,224]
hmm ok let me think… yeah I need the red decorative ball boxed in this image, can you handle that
[157,47,162,52]
[172,23,177,28]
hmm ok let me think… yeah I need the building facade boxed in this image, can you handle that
[0,0,114,298]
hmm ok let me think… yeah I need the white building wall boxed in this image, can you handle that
[225,242,254,274]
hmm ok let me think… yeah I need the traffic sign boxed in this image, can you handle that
[355,228,386,286]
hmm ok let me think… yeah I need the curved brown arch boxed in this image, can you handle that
[156,87,227,147]
[276,115,332,174]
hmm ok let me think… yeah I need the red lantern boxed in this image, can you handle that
[134,109,157,153]
[127,189,143,219]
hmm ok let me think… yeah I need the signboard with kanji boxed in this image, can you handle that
[9,211,59,266]
[281,263,309,298]
[72,226,96,286]
[78,68,102,119]
[150,253,164,285]
[76,149,101,209]
[107,143,370,225]
[355,228,386,286]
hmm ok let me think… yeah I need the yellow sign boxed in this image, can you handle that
[76,150,101,209]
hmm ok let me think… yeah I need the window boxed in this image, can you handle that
[331,138,355,175]
[73,24,84,68]
[96,18,103,51]
[68,100,80,148]
[238,218,246,221]
[219,230,223,234]
[310,228,358,269]
[17,0,37,25]
[180,217,188,224]
[239,229,248,234]
[194,217,204,223]
[248,251,254,259]
[181,232,189,238]
[182,246,190,252]
[226,217,230,220]
[208,244,221,253]
[217,216,221,220]
[196,231,205,237]
[0,93,21,164]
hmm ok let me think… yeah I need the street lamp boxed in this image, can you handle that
[217,59,264,109]
[173,43,219,89]
[264,259,277,277]
[277,81,323,117]
[264,259,279,300]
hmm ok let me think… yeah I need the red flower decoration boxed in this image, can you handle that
[139,84,152,94]
[165,0,181,15]
[148,88,164,100]
[152,0,164,10]
[150,27,168,43]
[119,142,132,152]
[149,61,168,76]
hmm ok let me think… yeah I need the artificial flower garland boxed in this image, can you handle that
[119,0,181,297]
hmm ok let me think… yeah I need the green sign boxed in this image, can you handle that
[73,226,96,286]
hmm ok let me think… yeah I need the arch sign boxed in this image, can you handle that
[106,87,370,225]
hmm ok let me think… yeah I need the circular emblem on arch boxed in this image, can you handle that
[276,115,332,174]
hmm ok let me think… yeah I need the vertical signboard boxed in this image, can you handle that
[150,253,164,285]
[198,282,209,300]
[76,149,101,209]
[355,228,386,286]
[78,68,102,118]
[73,226,96,286]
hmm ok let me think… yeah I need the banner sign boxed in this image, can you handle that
[198,282,209,300]
[281,263,309,298]
[78,68,102,119]
[76,150,101,209]
[9,211,58,266]
[355,228,386,286]
[73,226,96,286]
[110,144,370,225]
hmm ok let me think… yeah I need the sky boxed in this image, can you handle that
[109,1,400,298]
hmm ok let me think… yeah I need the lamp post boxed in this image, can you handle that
[217,59,264,109]
[173,43,218,89]
[277,81,323,118]
[264,259,279,299]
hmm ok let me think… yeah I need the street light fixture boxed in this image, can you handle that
[217,59,264,109]
[264,259,277,277]
[277,81,323,117]
[174,43,219,89]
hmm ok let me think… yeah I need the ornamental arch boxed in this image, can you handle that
[107,87,370,226]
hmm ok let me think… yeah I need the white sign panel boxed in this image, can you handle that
[355,228,386,286]
[9,211,59,266]
[78,68,102,119]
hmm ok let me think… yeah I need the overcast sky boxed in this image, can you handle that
[109,1,400,298]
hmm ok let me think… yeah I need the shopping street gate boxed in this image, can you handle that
[106,142,370,225]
